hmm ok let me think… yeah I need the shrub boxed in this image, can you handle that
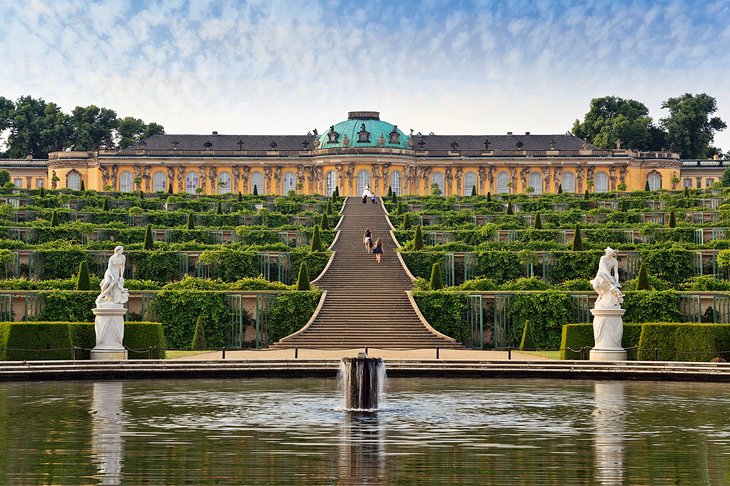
[402,213,412,230]
[76,261,91,291]
[622,291,682,323]
[669,210,676,228]
[636,323,730,361]
[320,212,330,230]
[191,315,206,350]
[508,291,573,349]
[310,225,322,252]
[413,226,424,250]
[681,276,730,291]
[520,320,536,350]
[50,209,59,227]
[143,224,154,250]
[501,277,549,291]
[296,262,310,290]
[534,212,542,230]
[560,323,642,360]
[637,263,650,290]
[412,291,470,343]
[154,290,229,349]
[457,278,498,291]
[506,202,513,215]
[187,212,195,229]
[429,263,443,290]
[267,291,321,343]
[571,223,583,251]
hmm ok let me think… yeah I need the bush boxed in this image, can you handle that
[622,291,682,323]
[191,315,206,350]
[637,262,650,290]
[413,226,424,250]
[520,320,536,350]
[154,290,229,349]
[412,291,470,343]
[508,291,573,349]
[296,262,310,290]
[457,278,498,291]
[429,263,443,290]
[310,225,322,252]
[144,224,154,250]
[76,260,91,291]
[560,323,642,360]
[501,277,549,291]
[267,291,321,343]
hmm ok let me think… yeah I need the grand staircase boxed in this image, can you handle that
[272,197,461,349]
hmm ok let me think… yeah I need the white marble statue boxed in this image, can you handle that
[589,247,626,360]
[96,246,129,308]
[590,247,623,309]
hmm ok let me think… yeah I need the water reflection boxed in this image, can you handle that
[91,382,125,485]
[340,412,386,485]
[593,382,625,485]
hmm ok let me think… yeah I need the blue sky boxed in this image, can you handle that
[2,0,729,152]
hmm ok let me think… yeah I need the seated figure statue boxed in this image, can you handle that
[590,247,623,309]
[95,246,129,308]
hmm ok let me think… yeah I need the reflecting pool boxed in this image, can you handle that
[1,378,729,484]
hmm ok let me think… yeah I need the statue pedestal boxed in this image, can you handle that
[91,306,128,361]
[590,308,627,362]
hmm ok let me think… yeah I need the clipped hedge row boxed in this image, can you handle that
[0,321,165,360]
[560,323,730,362]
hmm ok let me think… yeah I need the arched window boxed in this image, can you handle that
[152,172,167,192]
[529,172,543,194]
[561,172,575,193]
[282,172,296,195]
[464,172,477,195]
[67,172,81,191]
[648,172,662,191]
[250,172,264,194]
[325,171,338,197]
[594,171,609,193]
[356,170,371,196]
[390,170,402,196]
[185,171,199,194]
[496,172,510,194]
[218,172,232,194]
[431,172,444,195]
[119,171,133,192]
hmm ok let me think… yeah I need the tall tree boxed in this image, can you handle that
[5,96,70,158]
[660,93,726,158]
[572,96,656,150]
[116,117,165,149]
[69,105,118,150]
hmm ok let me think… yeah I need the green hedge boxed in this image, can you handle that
[154,290,230,350]
[267,291,322,343]
[0,321,165,360]
[508,292,574,349]
[560,322,730,361]
[411,291,470,343]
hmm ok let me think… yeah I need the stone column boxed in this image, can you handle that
[589,308,627,361]
[91,306,128,360]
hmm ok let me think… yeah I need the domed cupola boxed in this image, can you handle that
[317,111,410,149]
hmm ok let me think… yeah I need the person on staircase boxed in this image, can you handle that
[362,185,371,204]
[371,192,377,204]
[372,237,383,263]
[363,228,373,253]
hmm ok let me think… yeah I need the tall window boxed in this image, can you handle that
[529,172,543,194]
[431,172,444,195]
[390,170,402,196]
[496,172,510,194]
[282,172,296,194]
[648,172,661,190]
[356,170,371,195]
[464,172,477,195]
[561,172,575,193]
[67,172,81,190]
[185,172,199,194]
[152,172,167,192]
[218,172,232,194]
[119,171,133,192]
[595,171,609,193]
[13,178,23,188]
[325,171,338,197]
[250,172,264,194]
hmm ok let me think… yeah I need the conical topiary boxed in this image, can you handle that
[334,186,339,198]
[558,184,563,194]
[396,200,403,214]
[584,189,589,200]
[520,320,537,350]
[413,225,424,250]
[429,263,443,290]
[506,202,514,215]
[238,191,243,202]
[296,261,310,290]
[572,223,583,251]
[187,212,195,230]
[310,225,322,252]
[637,262,651,290]
[326,200,333,214]
[471,185,477,196]
[387,186,392,197]
[391,191,397,204]
[139,190,144,199]
[669,210,676,228]
[402,213,412,230]
[144,224,154,250]
[50,209,59,227]
[487,191,492,201]
[534,212,542,230]
[102,198,110,211]
[76,260,91,291]
[645,180,650,191]
[320,212,330,230]
[216,201,223,214]
[684,186,689,197]
[253,184,258,196]
[168,182,173,194]
[39,186,45,198]
[191,316,206,350]
[80,180,85,191]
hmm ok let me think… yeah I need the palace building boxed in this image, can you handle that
[4,110,687,195]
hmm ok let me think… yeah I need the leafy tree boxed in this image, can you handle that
[660,93,726,158]
[637,263,651,290]
[722,168,730,187]
[295,262,310,290]
[144,224,154,250]
[572,96,655,150]
[0,96,13,134]
[0,169,10,186]
[310,225,322,252]
[4,96,70,158]
[191,316,206,350]
[572,223,583,251]
[69,105,118,150]
[413,225,424,250]
[429,263,443,290]
[76,260,91,290]
[116,116,165,149]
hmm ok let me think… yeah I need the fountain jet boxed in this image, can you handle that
[340,355,385,410]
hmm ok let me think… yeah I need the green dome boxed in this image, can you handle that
[318,111,410,149]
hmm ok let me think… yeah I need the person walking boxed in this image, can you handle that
[371,192,377,204]
[372,237,383,263]
[363,228,373,253]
